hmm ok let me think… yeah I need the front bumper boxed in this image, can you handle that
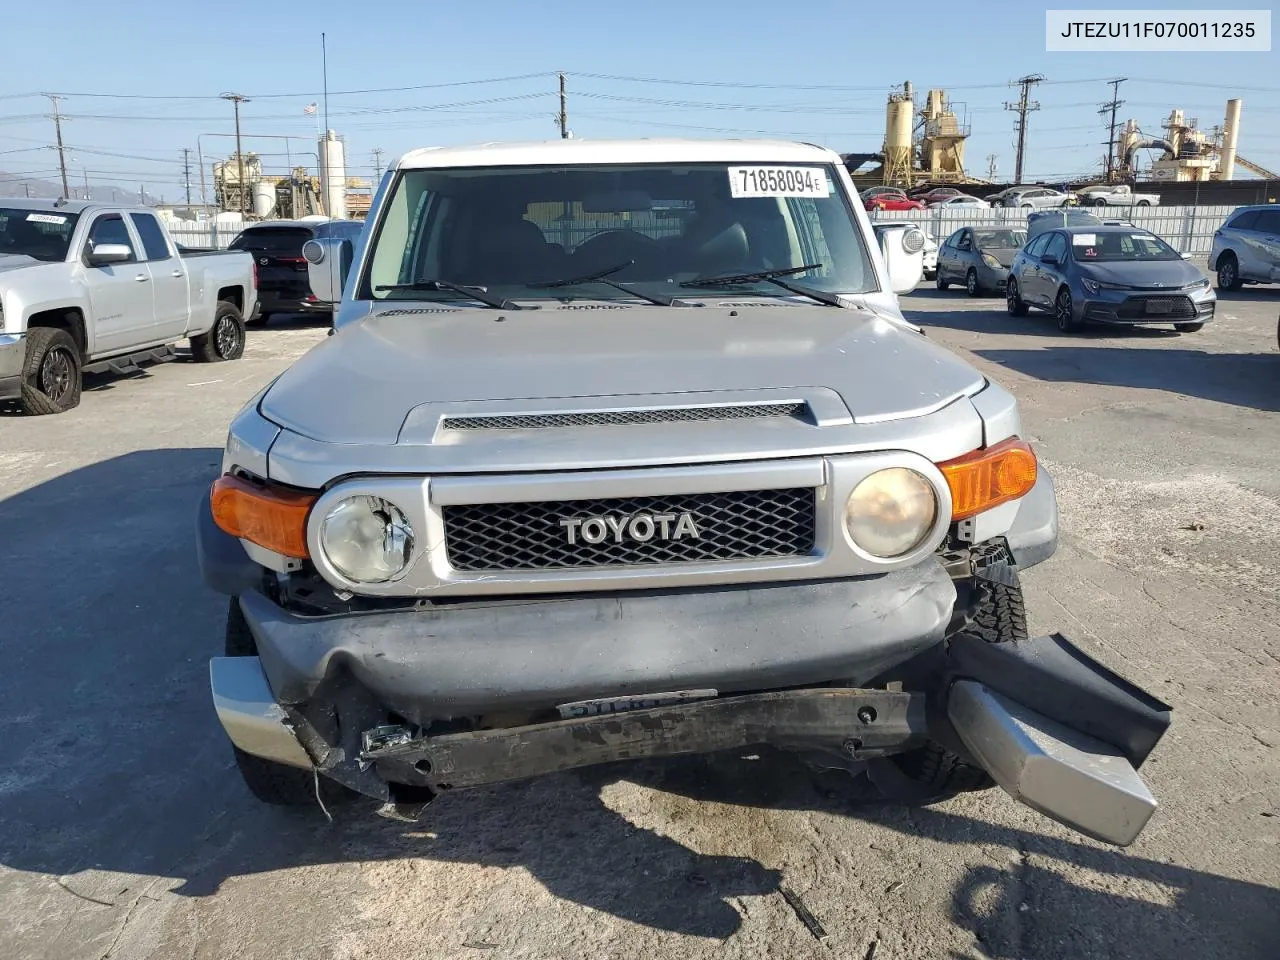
[213,627,1172,846]
[1080,288,1216,325]
[0,333,26,401]
[977,262,1010,291]
[241,561,958,723]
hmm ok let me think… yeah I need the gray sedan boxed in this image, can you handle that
[936,227,1027,296]
[1005,225,1215,333]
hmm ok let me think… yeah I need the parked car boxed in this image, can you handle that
[199,136,1172,848]
[998,187,1077,210]
[1006,224,1214,333]
[936,226,1027,295]
[1208,204,1280,291]
[901,221,939,278]
[927,194,988,209]
[228,218,364,327]
[983,187,1019,207]
[861,186,908,201]
[865,191,926,212]
[1025,209,1132,240]
[0,199,255,414]
[913,187,964,205]
[1076,184,1160,207]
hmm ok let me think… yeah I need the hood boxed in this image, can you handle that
[979,245,1020,267]
[1076,258,1204,288]
[0,254,43,275]
[259,302,987,446]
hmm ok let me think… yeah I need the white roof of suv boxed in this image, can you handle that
[396,138,839,170]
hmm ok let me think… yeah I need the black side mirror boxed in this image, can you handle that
[1041,253,1060,266]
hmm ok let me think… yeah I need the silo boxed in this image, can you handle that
[252,180,277,218]
[1220,99,1242,181]
[319,130,348,220]
[883,82,915,183]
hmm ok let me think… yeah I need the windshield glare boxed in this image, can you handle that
[366,163,876,301]
[0,208,79,262]
[1073,232,1179,262]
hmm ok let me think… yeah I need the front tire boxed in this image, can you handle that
[191,301,246,363]
[1055,287,1080,332]
[888,549,1028,796]
[1216,254,1242,291]
[935,270,949,290]
[20,327,82,416]
[965,269,980,297]
[1006,278,1029,316]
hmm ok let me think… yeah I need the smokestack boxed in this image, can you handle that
[1220,99,1241,181]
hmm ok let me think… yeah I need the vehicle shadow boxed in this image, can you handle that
[614,750,1280,959]
[0,448,775,941]
[1,449,1271,951]
[905,303,1182,340]
[974,345,1279,412]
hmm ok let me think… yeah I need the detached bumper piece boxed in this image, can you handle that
[943,632,1172,846]
[359,688,929,790]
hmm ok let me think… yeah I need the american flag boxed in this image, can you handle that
[303,102,318,115]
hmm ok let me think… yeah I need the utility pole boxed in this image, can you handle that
[44,93,70,200]
[1004,74,1044,185]
[986,153,998,181]
[220,93,250,216]
[23,182,31,198]
[371,147,384,183]
[1099,78,1126,181]
[82,167,90,200]
[558,72,568,139]
[182,147,193,205]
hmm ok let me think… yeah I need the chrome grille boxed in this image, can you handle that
[443,488,816,571]
[443,403,808,431]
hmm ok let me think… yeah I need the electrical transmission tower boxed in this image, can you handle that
[1098,78,1126,181]
[1004,75,1044,184]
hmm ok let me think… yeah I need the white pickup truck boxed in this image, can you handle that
[0,199,257,414]
[1076,184,1160,208]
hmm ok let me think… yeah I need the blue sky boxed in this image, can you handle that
[1,0,1277,201]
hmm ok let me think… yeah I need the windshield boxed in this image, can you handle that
[0,208,80,262]
[973,229,1026,249]
[365,162,877,303]
[1072,231,1180,262]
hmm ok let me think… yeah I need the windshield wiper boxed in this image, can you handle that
[374,279,531,310]
[529,260,694,307]
[679,263,847,308]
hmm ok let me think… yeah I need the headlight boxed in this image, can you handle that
[981,253,1001,269]
[320,496,415,583]
[844,468,938,558]
[901,228,926,254]
[1082,278,1100,294]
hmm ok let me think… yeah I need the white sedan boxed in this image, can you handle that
[927,194,989,209]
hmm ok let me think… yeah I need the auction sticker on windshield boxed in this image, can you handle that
[728,167,831,198]
[26,213,67,224]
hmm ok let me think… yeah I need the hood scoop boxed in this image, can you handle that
[442,401,811,431]
[400,388,853,446]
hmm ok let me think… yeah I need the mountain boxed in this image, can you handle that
[0,172,162,205]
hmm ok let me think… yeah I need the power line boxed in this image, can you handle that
[1005,74,1044,185]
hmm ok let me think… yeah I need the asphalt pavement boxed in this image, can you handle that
[1,289,1278,960]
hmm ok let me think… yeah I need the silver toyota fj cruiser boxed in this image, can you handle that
[197,139,1171,845]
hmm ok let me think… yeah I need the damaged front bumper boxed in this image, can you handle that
[213,614,1170,845]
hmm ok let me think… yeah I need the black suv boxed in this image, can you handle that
[230,219,364,326]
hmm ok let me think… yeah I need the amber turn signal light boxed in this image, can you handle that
[936,437,1038,521]
[210,475,316,559]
